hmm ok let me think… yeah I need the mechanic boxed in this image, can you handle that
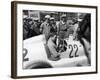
[49,17,57,38]
[67,19,79,40]
[57,14,69,52]
[31,18,41,36]
[23,17,34,39]
[72,18,79,40]
[23,17,28,40]
[40,15,51,42]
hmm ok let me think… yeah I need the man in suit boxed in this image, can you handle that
[40,15,51,42]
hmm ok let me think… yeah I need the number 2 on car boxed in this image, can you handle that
[23,48,29,62]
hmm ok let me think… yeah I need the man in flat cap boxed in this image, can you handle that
[30,18,41,36]
[40,15,51,42]
[49,17,57,37]
[57,14,69,52]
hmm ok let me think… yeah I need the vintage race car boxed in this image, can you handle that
[23,34,89,69]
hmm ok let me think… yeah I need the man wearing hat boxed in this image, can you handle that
[31,18,41,36]
[49,17,57,37]
[45,17,60,61]
[57,14,69,37]
[57,14,69,52]
[40,15,51,42]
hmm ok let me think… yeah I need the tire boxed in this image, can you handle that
[25,61,53,69]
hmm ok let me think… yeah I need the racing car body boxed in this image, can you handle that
[23,34,89,69]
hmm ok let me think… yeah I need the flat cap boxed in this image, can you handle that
[45,15,50,18]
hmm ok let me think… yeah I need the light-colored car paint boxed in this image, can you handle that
[23,35,89,69]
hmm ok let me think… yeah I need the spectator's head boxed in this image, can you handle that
[50,17,55,24]
[50,34,56,41]
[72,18,78,25]
[61,14,67,22]
[45,15,50,23]
[28,18,33,25]
[34,18,39,23]
[23,18,27,23]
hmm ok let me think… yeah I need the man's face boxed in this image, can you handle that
[29,21,33,25]
[51,35,56,41]
[34,20,38,23]
[62,17,66,22]
[50,20,54,24]
[46,18,50,23]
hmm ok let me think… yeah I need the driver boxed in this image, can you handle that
[47,34,60,61]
